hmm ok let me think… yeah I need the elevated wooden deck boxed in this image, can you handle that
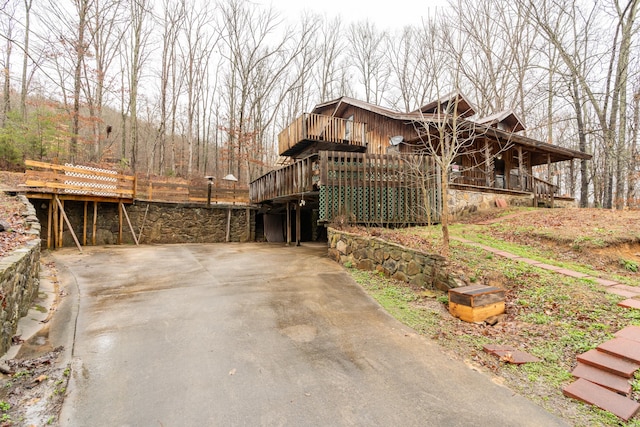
[278,113,367,158]
[251,151,441,225]
[19,160,251,251]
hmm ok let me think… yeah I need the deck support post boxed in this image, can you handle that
[118,202,123,244]
[296,200,301,246]
[120,203,139,245]
[47,199,53,249]
[56,196,82,253]
[286,202,291,246]
[92,202,97,246]
[58,198,64,248]
[518,147,524,191]
[484,140,492,187]
[83,201,88,246]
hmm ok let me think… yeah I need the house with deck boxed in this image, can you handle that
[249,93,591,243]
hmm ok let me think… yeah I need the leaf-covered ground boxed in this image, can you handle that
[0,192,36,258]
[343,207,640,426]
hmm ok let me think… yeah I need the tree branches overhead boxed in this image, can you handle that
[0,0,637,206]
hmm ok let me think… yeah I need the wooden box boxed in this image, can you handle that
[448,284,505,323]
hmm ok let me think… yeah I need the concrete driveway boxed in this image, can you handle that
[52,243,567,426]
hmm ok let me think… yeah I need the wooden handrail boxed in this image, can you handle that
[278,113,367,156]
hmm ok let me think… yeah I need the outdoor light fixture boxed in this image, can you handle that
[205,176,215,207]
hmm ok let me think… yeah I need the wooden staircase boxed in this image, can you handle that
[564,326,640,421]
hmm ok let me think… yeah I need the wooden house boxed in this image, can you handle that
[250,94,591,243]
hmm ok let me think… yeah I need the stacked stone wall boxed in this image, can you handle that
[0,196,41,355]
[31,201,255,246]
[327,228,459,291]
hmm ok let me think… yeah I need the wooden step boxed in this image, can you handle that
[563,378,640,421]
[615,326,640,343]
[571,363,632,396]
[598,338,640,364]
[577,349,639,378]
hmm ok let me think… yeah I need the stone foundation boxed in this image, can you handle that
[0,196,41,355]
[327,227,460,291]
[30,200,256,246]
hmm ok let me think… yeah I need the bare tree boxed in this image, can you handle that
[347,20,389,105]
[527,0,638,209]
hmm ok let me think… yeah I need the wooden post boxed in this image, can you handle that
[52,196,59,248]
[55,197,83,253]
[118,202,123,244]
[120,203,139,245]
[518,147,524,191]
[296,200,301,246]
[286,202,291,245]
[92,201,97,246]
[47,200,52,249]
[484,140,491,187]
[245,208,251,242]
[226,209,232,242]
[58,198,64,248]
[83,201,88,246]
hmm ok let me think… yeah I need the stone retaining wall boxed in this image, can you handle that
[448,188,533,218]
[0,196,41,355]
[31,200,255,246]
[327,227,459,291]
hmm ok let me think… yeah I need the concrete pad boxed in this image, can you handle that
[52,243,567,427]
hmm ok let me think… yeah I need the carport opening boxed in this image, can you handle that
[257,208,326,243]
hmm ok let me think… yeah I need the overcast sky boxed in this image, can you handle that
[264,0,448,31]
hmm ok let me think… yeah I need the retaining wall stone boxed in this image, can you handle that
[0,196,41,355]
[328,227,461,291]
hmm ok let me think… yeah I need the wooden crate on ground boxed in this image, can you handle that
[448,284,505,323]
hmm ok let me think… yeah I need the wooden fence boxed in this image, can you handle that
[24,160,249,205]
[135,177,249,205]
[24,160,135,200]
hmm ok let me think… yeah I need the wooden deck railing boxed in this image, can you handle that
[134,176,249,204]
[24,160,135,200]
[533,176,556,207]
[24,160,249,205]
[250,155,319,203]
[278,113,367,156]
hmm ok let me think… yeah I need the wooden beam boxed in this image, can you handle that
[55,197,83,253]
[120,203,139,245]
